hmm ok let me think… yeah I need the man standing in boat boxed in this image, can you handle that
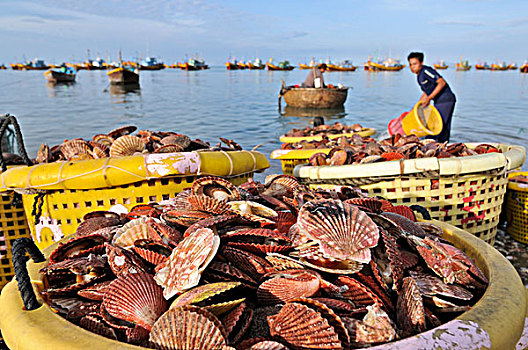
[302,63,326,88]
[408,52,456,142]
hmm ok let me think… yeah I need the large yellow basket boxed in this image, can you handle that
[0,220,525,349]
[0,191,31,290]
[294,143,526,244]
[0,150,269,250]
[505,171,528,244]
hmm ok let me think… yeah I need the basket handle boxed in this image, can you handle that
[0,114,33,172]
[12,238,45,311]
[410,204,432,221]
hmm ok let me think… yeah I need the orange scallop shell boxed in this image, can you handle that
[337,276,385,309]
[102,272,168,331]
[170,282,241,309]
[188,194,232,215]
[267,302,343,350]
[192,176,241,201]
[60,139,92,160]
[112,217,158,248]
[343,198,383,213]
[384,205,416,221]
[107,125,137,139]
[149,305,227,350]
[155,227,220,299]
[396,277,426,337]
[109,135,145,157]
[153,144,185,153]
[298,199,379,263]
[257,270,320,305]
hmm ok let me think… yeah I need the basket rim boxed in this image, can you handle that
[507,170,528,192]
[293,143,525,180]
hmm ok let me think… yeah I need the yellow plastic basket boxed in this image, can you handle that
[279,127,377,143]
[0,150,269,250]
[505,171,528,244]
[271,148,332,175]
[0,191,31,290]
[294,143,526,244]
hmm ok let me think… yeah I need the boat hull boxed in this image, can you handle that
[267,63,294,71]
[139,64,165,70]
[282,87,348,108]
[433,64,449,70]
[367,62,405,71]
[45,70,76,83]
[327,64,357,72]
[520,65,528,74]
[107,67,139,85]
[455,64,472,71]
[226,63,239,70]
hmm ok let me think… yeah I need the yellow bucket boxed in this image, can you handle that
[401,102,443,137]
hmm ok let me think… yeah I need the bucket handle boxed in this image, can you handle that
[410,204,432,220]
[0,114,33,172]
[12,238,45,311]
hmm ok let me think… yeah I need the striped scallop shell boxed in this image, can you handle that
[229,201,278,225]
[343,198,383,213]
[107,125,137,139]
[298,199,379,263]
[170,282,241,309]
[89,141,109,158]
[79,314,118,340]
[102,272,168,331]
[267,302,343,350]
[205,298,246,316]
[337,276,385,308]
[257,270,320,305]
[264,174,299,192]
[265,253,305,271]
[153,144,184,153]
[61,139,92,160]
[248,341,289,350]
[133,246,169,266]
[384,205,416,221]
[112,217,160,248]
[161,134,191,149]
[192,176,241,201]
[109,135,145,157]
[155,227,220,299]
[92,134,114,146]
[149,305,227,350]
[220,302,251,341]
[396,277,426,337]
[188,194,232,215]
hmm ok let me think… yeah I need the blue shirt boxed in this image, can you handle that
[417,65,455,103]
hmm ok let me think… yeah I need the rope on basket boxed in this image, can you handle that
[12,237,45,311]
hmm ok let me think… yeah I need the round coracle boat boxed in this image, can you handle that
[282,87,349,108]
[0,175,526,350]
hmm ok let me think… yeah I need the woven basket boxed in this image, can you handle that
[505,171,528,244]
[294,143,526,244]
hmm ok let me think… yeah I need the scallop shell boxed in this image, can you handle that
[149,305,227,350]
[220,302,252,343]
[247,341,289,350]
[337,276,385,308]
[155,227,220,299]
[162,209,212,227]
[103,272,167,331]
[205,298,246,316]
[89,141,109,158]
[298,199,379,263]
[276,211,297,235]
[203,261,258,287]
[343,198,383,213]
[61,139,92,160]
[384,205,416,221]
[188,194,232,215]
[225,228,292,255]
[49,234,108,264]
[267,302,343,350]
[380,151,405,161]
[222,246,274,280]
[343,304,397,344]
[133,246,169,266]
[107,125,137,139]
[109,135,145,157]
[257,270,320,305]
[79,314,118,340]
[77,280,113,300]
[408,271,473,300]
[92,134,115,146]
[265,253,305,271]
[153,144,184,153]
[36,143,51,163]
[168,190,194,210]
[396,277,426,337]
[76,216,121,236]
[264,174,299,193]
[192,176,241,201]
[229,201,278,225]
[171,282,241,309]
[112,217,160,248]
[161,134,191,149]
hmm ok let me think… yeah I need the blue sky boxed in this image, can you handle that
[0,0,526,65]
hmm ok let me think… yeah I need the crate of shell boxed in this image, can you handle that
[272,123,377,175]
[0,125,269,250]
[0,178,526,349]
[290,134,526,244]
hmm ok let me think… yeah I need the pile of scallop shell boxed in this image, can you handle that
[39,175,488,349]
[284,122,365,137]
[35,125,243,163]
[281,133,502,166]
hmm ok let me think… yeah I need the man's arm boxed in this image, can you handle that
[422,78,446,106]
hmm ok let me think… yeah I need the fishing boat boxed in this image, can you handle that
[366,58,405,71]
[238,61,248,70]
[475,61,490,70]
[84,57,107,70]
[225,61,239,70]
[44,67,76,83]
[279,80,348,108]
[107,66,140,85]
[327,60,357,72]
[247,58,265,70]
[139,57,165,70]
[433,60,448,70]
[0,64,6,70]
[184,57,209,70]
[508,63,518,70]
[520,62,528,73]
[299,58,317,70]
[267,59,294,71]
[491,62,509,71]
[455,59,471,71]
[19,59,49,70]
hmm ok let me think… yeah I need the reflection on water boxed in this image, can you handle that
[109,84,141,104]
[280,106,346,119]
[45,81,76,98]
